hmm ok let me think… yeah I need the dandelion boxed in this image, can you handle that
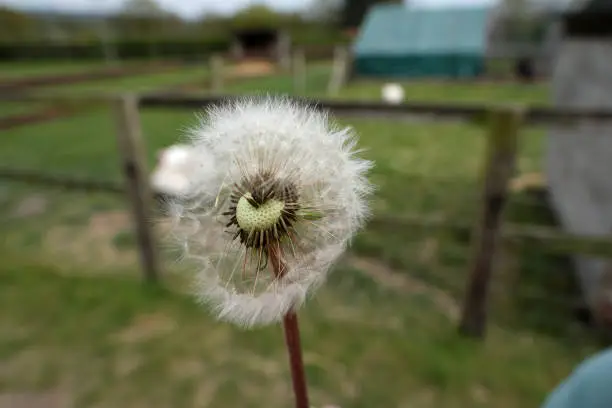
[169,96,372,326]
[165,95,373,408]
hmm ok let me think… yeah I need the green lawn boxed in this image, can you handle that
[0,61,109,80]
[0,102,48,117]
[339,80,550,104]
[0,67,598,408]
[0,252,594,408]
[40,65,210,95]
[0,64,210,120]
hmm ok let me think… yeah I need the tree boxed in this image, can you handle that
[304,0,343,24]
[230,5,285,30]
[497,0,547,45]
[339,0,402,28]
[117,0,184,40]
[122,0,166,17]
[118,0,176,58]
[194,13,230,38]
[0,7,37,42]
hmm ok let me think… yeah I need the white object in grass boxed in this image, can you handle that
[381,83,405,105]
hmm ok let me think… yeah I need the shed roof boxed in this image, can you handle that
[353,4,492,56]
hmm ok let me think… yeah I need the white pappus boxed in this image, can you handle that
[165,95,373,328]
[150,143,217,199]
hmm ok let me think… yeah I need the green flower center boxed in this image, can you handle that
[236,193,285,232]
[223,171,299,252]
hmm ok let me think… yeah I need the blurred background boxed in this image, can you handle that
[1,0,612,407]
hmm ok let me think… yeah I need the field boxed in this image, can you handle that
[0,61,597,408]
[0,61,110,80]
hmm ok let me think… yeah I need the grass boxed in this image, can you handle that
[0,64,210,121]
[0,62,600,407]
[0,102,47,117]
[338,79,550,104]
[0,61,109,80]
[0,253,595,408]
[41,65,210,95]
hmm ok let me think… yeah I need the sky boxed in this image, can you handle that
[0,0,498,19]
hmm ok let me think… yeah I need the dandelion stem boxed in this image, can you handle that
[268,244,310,408]
[282,311,310,408]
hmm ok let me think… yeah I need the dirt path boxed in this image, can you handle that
[153,59,279,93]
[346,255,460,321]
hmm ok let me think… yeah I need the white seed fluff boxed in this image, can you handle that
[166,96,373,328]
[151,143,217,198]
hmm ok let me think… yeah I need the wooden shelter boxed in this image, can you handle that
[229,28,290,63]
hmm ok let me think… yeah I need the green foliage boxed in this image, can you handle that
[228,4,304,30]
[0,6,38,41]
[0,38,229,60]
[498,14,550,44]
[340,0,403,28]
[0,2,347,61]
[230,5,283,29]
[0,31,346,62]
[495,0,553,45]
[121,0,167,17]
[305,0,343,24]
[290,25,349,45]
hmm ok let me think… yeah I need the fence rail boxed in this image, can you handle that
[5,91,612,123]
[139,93,612,124]
[3,91,612,339]
[0,167,124,193]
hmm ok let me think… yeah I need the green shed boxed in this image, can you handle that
[352,4,492,78]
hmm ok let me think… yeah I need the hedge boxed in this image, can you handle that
[0,38,230,61]
[0,30,346,62]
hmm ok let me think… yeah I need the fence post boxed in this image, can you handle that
[458,106,522,338]
[292,48,306,94]
[210,54,224,93]
[114,94,160,284]
[327,46,349,97]
[277,30,292,71]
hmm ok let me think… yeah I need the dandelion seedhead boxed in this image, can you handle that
[166,95,373,328]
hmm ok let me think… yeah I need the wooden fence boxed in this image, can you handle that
[3,91,612,339]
